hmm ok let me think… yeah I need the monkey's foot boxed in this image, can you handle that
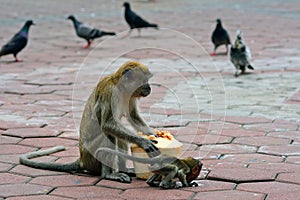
[120,168,136,177]
[159,181,176,189]
[104,172,132,183]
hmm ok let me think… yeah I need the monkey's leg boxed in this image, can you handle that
[177,170,189,187]
[159,165,177,189]
[146,173,161,187]
[117,140,136,177]
[101,164,131,183]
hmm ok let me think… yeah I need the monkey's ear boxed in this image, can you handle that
[192,166,199,175]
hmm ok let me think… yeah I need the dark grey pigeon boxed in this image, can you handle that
[123,2,158,37]
[67,15,116,48]
[0,20,35,62]
[211,19,231,56]
[230,30,254,77]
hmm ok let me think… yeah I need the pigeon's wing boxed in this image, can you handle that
[132,14,152,28]
[76,23,95,39]
[0,34,27,56]
[126,10,151,28]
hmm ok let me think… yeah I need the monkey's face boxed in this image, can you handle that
[185,158,202,183]
[119,66,153,98]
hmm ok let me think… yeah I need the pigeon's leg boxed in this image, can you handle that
[210,46,217,56]
[14,54,22,62]
[241,66,246,74]
[225,45,229,55]
[234,70,239,77]
[123,29,132,38]
[83,40,92,49]
[137,29,141,37]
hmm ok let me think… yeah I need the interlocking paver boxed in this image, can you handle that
[0,183,52,198]
[0,0,299,199]
[193,190,265,200]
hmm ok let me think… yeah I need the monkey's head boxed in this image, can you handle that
[113,61,153,98]
[184,157,202,183]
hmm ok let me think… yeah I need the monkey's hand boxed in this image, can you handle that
[138,138,160,158]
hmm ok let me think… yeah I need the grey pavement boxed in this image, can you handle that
[0,0,299,199]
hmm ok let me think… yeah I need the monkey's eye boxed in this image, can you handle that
[123,68,134,80]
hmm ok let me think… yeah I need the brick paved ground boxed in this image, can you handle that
[0,0,300,199]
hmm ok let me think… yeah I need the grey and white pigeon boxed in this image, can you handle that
[123,2,158,37]
[67,15,116,48]
[0,20,35,62]
[211,19,231,56]
[230,30,254,77]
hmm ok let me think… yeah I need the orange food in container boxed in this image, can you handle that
[131,130,182,179]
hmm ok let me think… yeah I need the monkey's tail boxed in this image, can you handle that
[19,146,82,172]
[96,147,158,164]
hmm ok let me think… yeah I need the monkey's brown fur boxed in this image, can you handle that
[96,148,202,189]
[20,61,160,183]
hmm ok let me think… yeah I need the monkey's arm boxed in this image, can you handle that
[128,99,156,136]
[103,118,160,157]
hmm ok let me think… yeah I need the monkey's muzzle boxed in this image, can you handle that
[139,84,151,97]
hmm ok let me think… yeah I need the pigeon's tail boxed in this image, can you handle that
[101,31,116,36]
[148,23,159,29]
[236,30,242,40]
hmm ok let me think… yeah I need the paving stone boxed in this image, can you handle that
[243,123,298,132]
[7,195,70,200]
[176,133,233,145]
[182,180,236,192]
[267,131,300,140]
[30,174,99,187]
[10,165,67,177]
[97,178,149,189]
[3,127,62,138]
[50,186,122,199]
[0,162,13,172]
[237,181,300,195]
[0,144,36,155]
[0,135,22,144]
[276,172,300,185]
[285,156,300,164]
[0,154,20,164]
[216,129,266,137]
[258,144,300,156]
[193,190,265,200]
[220,153,283,164]
[0,183,52,198]
[19,137,78,148]
[265,190,300,200]
[199,144,257,154]
[224,116,272,125]
[207,167,276,183]
[249,163,300,174]
[120,188,194,200]
[233,136,290,146]
[202,160,247,170]
[0,173,30,185]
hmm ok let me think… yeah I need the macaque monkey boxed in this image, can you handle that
[96,148,202,189]
[20,61,160,183]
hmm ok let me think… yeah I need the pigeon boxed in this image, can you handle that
[67,15,116,49]
[211,19,231,56]
[0,20,35,62]
[230,30,254,77]
[123,2,158,37]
